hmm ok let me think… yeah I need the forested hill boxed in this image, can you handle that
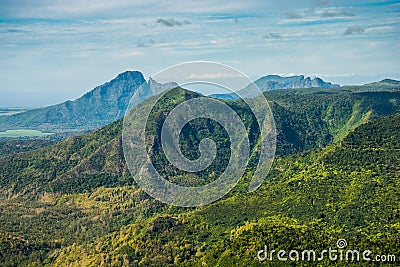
[0,93,399,265]
[49,114,400,266]
[1,89,400,197]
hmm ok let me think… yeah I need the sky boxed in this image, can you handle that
[0,0,399,107]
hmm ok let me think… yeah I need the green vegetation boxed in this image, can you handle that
[44,113,399,267]
[0,129,53,137]
[0,139,56,158]
[0,87,399,266]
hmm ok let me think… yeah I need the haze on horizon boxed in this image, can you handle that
[0,0,399,107]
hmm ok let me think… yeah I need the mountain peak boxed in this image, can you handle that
[210,74,340,99]
[0,71,170,132]
[380,78,400,85]
[254,74,339,92]
[114,70,145,82]
[147,77,179,95]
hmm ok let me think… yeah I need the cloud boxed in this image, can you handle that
[312,73,357,78]
[0,0,253,19]
[284,11,303,19]
[265,33,282,39]
[136,38,155,48]
[156,18,191,27]
[321,10,355,17]
[142,23,156,28]
[136,40,148,48]
[344,26,365,35]
[186,73,242,79]
[304,8,315,15]
[5,29,30,33]
[314,0,331,6]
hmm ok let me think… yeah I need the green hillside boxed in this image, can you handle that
[0,139,56,158]
[0,88,399,266]
[2,89,400,194]
[47,114,400,267]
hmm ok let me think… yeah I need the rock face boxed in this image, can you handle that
[251,75,340,92]
[0,71,178,132]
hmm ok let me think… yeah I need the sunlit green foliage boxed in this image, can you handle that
[0,88,399,266]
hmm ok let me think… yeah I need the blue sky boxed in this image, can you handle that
[0,0,399,107]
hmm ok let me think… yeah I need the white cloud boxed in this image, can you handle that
[344,25,365,35]
[0,0,399,106]
[0,0,267,19]
[186,73,242,80]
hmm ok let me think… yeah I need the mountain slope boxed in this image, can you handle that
[0,71,177,132]
[365,78,400,87]
[51,114,400,267]
[1,89,400,196]
[0,139,56,158]
[0,88,400,265]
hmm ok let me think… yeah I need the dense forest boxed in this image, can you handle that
[0,139,56,158]
[0,86,399,266]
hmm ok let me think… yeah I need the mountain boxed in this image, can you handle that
[52,114,400,266]
[251,74,340,91]
[210,74,340,99]
[0,86,398,265]
[380,78,400,85]
[0,71,177,132]
[1,89,400,194]
[363,78,400,88]
[1,72,396,134]
[0,139,56,158]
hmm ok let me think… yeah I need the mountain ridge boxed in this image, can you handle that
[253,74,340,90]
[0,71,177,132]
[1,71,398,134]
[1,88,400,196]
[210,74,340,99]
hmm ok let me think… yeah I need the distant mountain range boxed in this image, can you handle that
[210,75,340,99]
[253,74,340,90]
[0,71,398,133]
[0,71,177,132]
